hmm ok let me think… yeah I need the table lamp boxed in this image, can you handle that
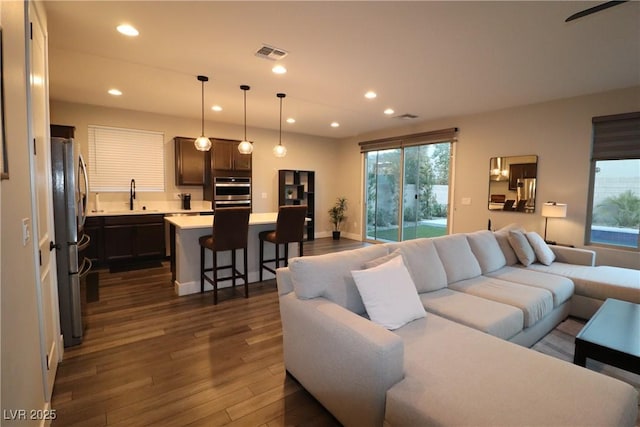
[541,202,567,244]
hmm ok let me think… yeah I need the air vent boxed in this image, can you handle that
[255,44,288,61]
[394,113,419,120]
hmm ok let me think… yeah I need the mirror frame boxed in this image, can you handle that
[488,155,538,213]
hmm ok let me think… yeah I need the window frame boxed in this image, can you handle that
[585,112,640,251]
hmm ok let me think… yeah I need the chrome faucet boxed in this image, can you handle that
[129,179,136,210]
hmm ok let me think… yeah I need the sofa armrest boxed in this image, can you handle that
[550,245,596,266]
[276,267,294,296]
[279,292,404,427]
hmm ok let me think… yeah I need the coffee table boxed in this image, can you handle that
[574,298,640,375]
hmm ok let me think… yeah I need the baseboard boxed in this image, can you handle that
[174,270,275,296]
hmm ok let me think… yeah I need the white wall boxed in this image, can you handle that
[1,1,48,424]
[50,100,342,236]
[337,86,640,269]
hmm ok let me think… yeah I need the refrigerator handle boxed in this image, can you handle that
[78,153,89,229]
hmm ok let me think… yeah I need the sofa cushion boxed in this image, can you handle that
[289,244,390,314]
[352,256,426,330]
[386,314,639,427]
[420,288,523,340]
[507,230,536,266]
[362,251,400,269]
[386,238,448,292]
[466,230,507,274]
[432,234,482,284]
[494,230,519,266]
[448,276,553,327]
[486,266,574,307]
[526,263,640,304]
[526,231,555,265]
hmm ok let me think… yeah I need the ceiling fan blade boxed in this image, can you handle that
[565,1,629,22]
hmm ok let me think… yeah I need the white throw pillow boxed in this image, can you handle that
[526,231,556,266]
[351,255,426,330]
[507,230,537,266]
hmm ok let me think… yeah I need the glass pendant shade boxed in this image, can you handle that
[194,75,212,152]
[273,144,287,157]
[273,92,287,157]
[237,85,254,154]
[195,135,212,151]
[238,140,253,154]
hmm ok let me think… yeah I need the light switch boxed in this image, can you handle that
[461,197,472,206]
[22,218,31,246]
[261,192,267,199]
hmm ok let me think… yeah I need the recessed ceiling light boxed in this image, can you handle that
[286,118,296,124]
[364,91,377,99]
[117,24,139,37]
[330,122,340,128]
[108,88,122,96]
[272,65,287,74]
[384,108,395,115]
[211,105,223,112]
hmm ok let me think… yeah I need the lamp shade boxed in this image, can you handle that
[541,202,567,218]
[194,135,212,151]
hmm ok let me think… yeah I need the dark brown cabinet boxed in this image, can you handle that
[278,169,315,240]
[509,163,537,190]
[210,139,252,171]
[174,137,205,186]
[204,138,252,201]
[84,215,166,264]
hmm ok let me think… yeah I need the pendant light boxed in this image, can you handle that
[273,93,287,157]
[237,85,254,154]
[194,75,212,151]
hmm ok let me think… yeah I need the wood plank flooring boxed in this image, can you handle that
[51,238,362,427]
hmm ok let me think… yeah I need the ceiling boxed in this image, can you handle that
[45,1,640,139]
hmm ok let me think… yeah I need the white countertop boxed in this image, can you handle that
[165,212,279,230]
[88,207,213,217]
[87,200,214,217]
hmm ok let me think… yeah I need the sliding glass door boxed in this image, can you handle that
[365,149,401,242]
[365,142,450,243]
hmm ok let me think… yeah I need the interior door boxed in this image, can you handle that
[30,7,60,400]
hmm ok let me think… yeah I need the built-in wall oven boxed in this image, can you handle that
[214,176,251,210]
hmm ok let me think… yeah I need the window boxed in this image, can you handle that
[87,125,165,192]
[360,128,456,243]
[586,112,640,250]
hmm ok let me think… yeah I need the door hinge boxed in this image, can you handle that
[39,249,42,266]
[33,138,37,155]
[30,22,33,40]
[45,353,50,370]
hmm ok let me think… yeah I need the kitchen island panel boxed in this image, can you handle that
[167,213,299,296]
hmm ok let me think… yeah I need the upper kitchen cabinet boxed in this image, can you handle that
[203,138,252,201]
[174,137,205,186]
[209,138,252,172]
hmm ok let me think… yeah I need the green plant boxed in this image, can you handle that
[593,190,640,228]
[328,197,348,231]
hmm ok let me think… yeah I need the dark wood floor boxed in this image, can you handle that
[51,237,367,427]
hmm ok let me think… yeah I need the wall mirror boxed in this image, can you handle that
[488,155,537,213]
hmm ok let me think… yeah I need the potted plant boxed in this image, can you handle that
[286,188,294,199]
[328,197,348,240]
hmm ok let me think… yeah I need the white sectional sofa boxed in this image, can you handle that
[276,230,639,427]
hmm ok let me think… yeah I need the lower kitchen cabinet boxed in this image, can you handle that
[87,214,166,267]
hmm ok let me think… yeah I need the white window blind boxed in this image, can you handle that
[88,125,165,192]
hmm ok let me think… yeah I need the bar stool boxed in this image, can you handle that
[259,205,307,281]
[199,207,251,304]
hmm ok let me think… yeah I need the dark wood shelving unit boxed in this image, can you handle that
[278,169,315,240]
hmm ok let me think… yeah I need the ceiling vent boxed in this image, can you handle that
[255,44,288,61]
[394,113,419,120]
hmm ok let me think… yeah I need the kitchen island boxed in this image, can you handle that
[165,213,299,296]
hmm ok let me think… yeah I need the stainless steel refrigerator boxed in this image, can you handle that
[51,136,90,347]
